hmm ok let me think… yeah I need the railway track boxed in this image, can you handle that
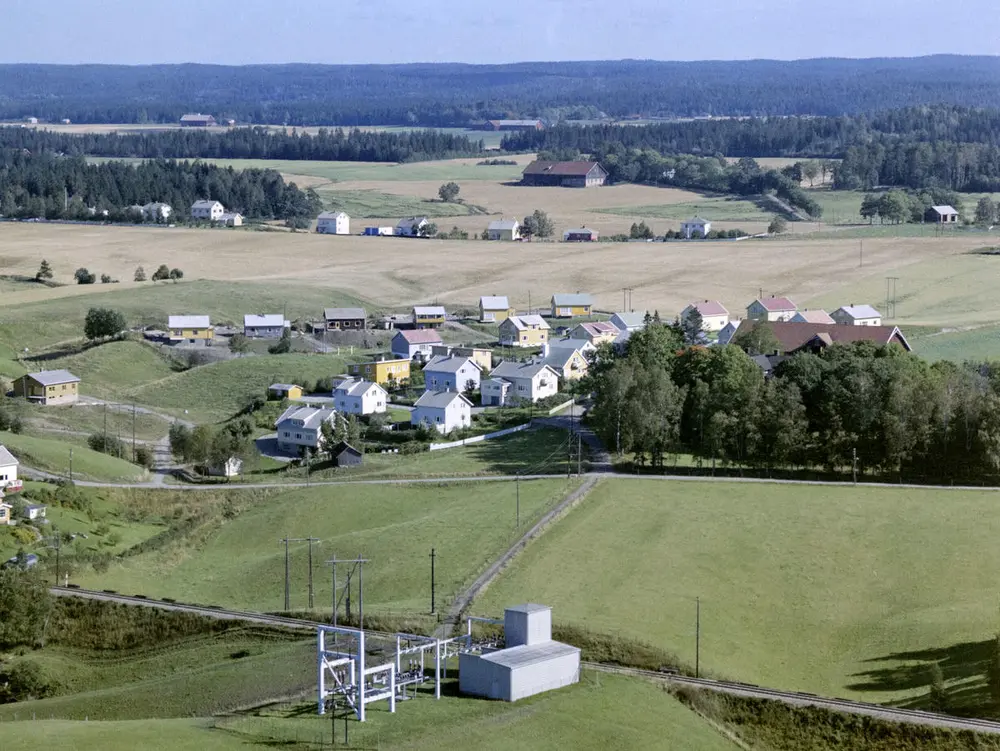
[585,663,1000,736]
[51,587,1000,736]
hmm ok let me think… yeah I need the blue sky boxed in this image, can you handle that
[5,0,999,65]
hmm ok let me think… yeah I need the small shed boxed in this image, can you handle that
[268,383,303,401]
[23,504,47,521]
[926,205,959,224]
[562,228,599,242]
[332,442,363,467]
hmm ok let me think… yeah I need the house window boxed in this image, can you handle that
[296,433,302,439]
[436,416,441,422]
[283,431,290,438]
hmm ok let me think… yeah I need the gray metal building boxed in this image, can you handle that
[459,604,580,702]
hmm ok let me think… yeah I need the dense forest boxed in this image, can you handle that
[3,57,1000,125]
[0,152,321,221]
[501,106,1000,156]
[588,324,1000,484]
[0,126,484,163]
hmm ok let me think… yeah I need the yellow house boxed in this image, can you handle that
[499,315,550,348]
[430,345,493,372]
[539,345,590,381]
[413,306,446,329]
[349,356,411,386]
[13,369,81,405]
[268,383,303,401]
[551,293,593,318]
[168,315,214,343]
[479,295,514,324]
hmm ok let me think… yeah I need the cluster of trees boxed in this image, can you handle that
[0,152,322,222]
[168,418,254,472]
[4,58,1000,125]
[86,433,152,468]
[0,126,484,163]
[83,307,127,341]
[835,140,1000,192]
[588,324,1000,482]
[437,182,461,202]
[858,188,967,224]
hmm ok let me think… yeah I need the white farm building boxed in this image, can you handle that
[317,211,350,235]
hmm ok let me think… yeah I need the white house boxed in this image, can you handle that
[422,355,482,393]
[747,296,797,322]
[480,378,512,407]
[609,311,647,333]
[412,391,473,434]
[219,212,243,227]
[243,313,289,339]
[22,504,46,521]
[680,217,711,239]
[332,378,388,416]
[487,219,521,241]
[317,211,350,235]
[141,202,172,222]
[0,445,21,496]
[681,300,730,332]
[498,315,550,348]
[191,200,224,221]
[396,216,429,237]
[391,329,443,359]
[832,304,882,326]
[207,457,243,478]
[274,405,337,454]
[790,309,835,324]
[487,361,560,404]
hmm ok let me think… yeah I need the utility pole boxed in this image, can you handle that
[131,403,136,462]
[695,596,701,679]
[308,537,317,610]
[859,239,863,268]
[852,447,858,485]
[68,448,73,483]
[516,474,520,528]
[103,402,108,447]
[429,548,436,614]
[577,433,582,476]
[282,537,290,611]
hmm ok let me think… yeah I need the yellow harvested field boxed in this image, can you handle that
[0,222,993,325]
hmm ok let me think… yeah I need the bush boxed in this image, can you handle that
[151,264,170,281]
[477,158,517,166]
[134,265,146,282]
[74,267,96,285]
[134,445,154,468]
[0,659,54,703]
[87,433,126,458]
[84,307,127,341]
[768,216,788,234]
[169,268,183,280]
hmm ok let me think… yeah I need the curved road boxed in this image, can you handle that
[47,587,1000,737]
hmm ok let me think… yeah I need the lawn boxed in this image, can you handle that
[250,427,578,483]
[127,352,349,422]
[23,402,172,442]
[0,430,147,482]
[476,477,1000,704]
[203,156,527,184]
[904,324,1000,362]
[0,279,369,352]
[0,672,735,751]
[596,195,775,223]
[76,478,581,614]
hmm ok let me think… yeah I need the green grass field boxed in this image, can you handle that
[76,478,580,613]
[0,672,734,751]
[476,477,1000,704]
[0,431,147,482]
[0,280,368,352]
[127,352,348,422]
[596,195,775,223]
[23,402,172,442]
[905,325,1000,362]
[316,187,477,218]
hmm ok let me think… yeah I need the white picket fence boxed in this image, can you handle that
[428,423,530,451]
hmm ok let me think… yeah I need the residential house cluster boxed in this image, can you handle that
[190,200,242,226]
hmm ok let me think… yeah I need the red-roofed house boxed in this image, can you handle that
[681,300,730,332]
[732,320,911,355]
[521,161,608,188]
[391,329,443,359]
[747,296,797,322]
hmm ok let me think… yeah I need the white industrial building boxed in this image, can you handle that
[459,604,580,702]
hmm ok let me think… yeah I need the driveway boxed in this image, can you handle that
[255,434,297,462]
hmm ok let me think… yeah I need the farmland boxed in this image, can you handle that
[475,478,1000,706]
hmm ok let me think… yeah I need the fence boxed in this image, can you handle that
[428,423,530,451]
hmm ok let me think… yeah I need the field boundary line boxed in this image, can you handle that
[434,475,599,639]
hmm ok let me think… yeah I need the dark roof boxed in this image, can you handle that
[332,441,362,458]
[733,320,911,353]
[522,161,604,177]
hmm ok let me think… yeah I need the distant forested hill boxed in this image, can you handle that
[2,56,1000,125]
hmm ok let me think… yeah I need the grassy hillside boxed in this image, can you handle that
[76,478,580,613]
[23,401,171,443]
[0,431,147,482]
[476,477,1000,705]
[23,340,179,399]
[127,352,348,422]
[0,279,368,351]
[596,195,774,222]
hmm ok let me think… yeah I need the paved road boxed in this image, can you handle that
[46,587,1000,737]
